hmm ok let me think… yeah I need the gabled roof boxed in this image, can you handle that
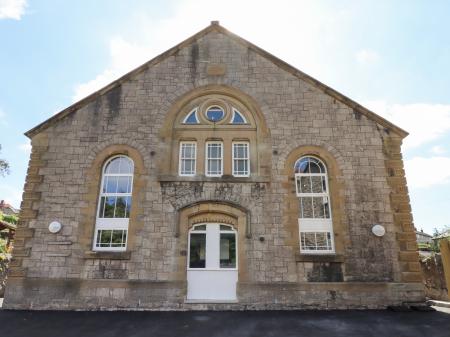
[25,21,408,138]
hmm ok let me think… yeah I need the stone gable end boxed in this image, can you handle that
[4,24,423,310]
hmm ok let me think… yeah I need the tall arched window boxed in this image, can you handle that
[295,156,334,253]
[93,155,134,251]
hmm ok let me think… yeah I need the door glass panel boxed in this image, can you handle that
[193,224,206,231]
[220,225,232,231]
[189,233,206,268]
[220,233,236,268]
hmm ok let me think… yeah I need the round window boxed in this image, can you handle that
[205,106,225,122]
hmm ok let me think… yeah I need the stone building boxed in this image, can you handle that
[4,22,424,310]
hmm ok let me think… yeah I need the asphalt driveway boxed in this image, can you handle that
[0,308,449,337]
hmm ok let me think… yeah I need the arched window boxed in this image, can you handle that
[294,156,334,253]
[170,93,264,178]
[93,155,134,251]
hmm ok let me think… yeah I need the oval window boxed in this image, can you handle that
[205,106,225,122]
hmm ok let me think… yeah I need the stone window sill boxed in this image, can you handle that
[83,251,131,260]
[295,253,344,263]
[158,174,270,183]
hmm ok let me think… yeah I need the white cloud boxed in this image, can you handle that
[72,0,353,102]
[431,145,446,155]
[18,141,31,154]
[0,184,22,209]
[0,0,27,20]
[355,49,379,65]
[363,100,450,150]
[405,156,450,189]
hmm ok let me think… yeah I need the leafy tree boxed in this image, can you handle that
[0,144,10,176]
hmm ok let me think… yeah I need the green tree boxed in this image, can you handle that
[0,144,10,176]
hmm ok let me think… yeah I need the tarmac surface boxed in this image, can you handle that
[0,307,449,337]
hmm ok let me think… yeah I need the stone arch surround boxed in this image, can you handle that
[173,200,251,283]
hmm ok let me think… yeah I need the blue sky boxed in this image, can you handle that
[0,0,449,234]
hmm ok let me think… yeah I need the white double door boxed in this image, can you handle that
[187,223,238,301]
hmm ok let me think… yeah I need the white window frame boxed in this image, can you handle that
[232,141,250,177]
[93,155,134,252]
[179,141,197,176]
[205,141,223,177]
[295,156,335,254]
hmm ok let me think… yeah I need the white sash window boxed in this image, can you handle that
[179,142,197,176]
[93,156,134,251]
[205,142,223,177]
[295,156,334,254]
[232,142,250,177]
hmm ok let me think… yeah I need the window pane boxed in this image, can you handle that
[125,196,132,218]
[209,145,219,158]
[206,107,225,122]
[311,176,325,193]
[99,197,106,217]
[96,230,127,248]
[302,232,316,249]
[313,197,325,218]
[117,176,131,193]
[309,161,321,173]
[184,110,198,124]
[104,176,118,193]
[182,159,195,174]
[220,225,232,231]
[235,145,243,158]
[99,230,112,245]
[235,160,245,172]
[184,146,193,158]
[301,232,333,251]
[189,233,206,268]
[115,196,128,218]
[220,233,236,268]
[295,158,309,173]
[118,157,133,174]
[105,158,121,174]
[315,233,327,249]
[231,110,246,124]
[96,230,103,245]
[300,176,311,193]
[300,197,313,218]
[111,230,126,247]
[208,159,221,175]
[193,225,206,231]
[103,197,116,218]
[324,200,330,219]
